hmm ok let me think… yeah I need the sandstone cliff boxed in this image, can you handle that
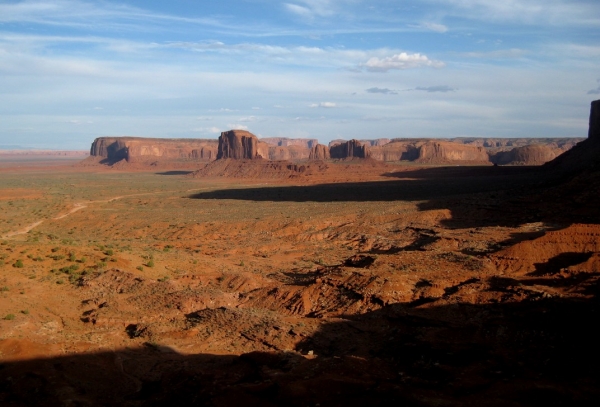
[309,144,330,160]
[329,138,390,148]
[370,141,420,161]
[330,139,370,159]
[89,137,218,163]
[589,100,600,140]
[261,137,318,149]
[490,144,560,166]
[217,130,267,160]
[268,145,311,161]
[416,141,489,164]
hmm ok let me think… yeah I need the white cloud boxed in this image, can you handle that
[284,0,338,19]
[237,116,257,122]
[227,123,249,131]
[363,53,445,72]
[193,126,221,134]
[309,102,336,108]
[461,48,527,59]
[422,22,448,33]
[285,4,313,18]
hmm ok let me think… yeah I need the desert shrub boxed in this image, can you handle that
[0,286,8,292]
[105,249,114,256]
[147,259,155,268]
[51,247,60,253]
[4,314,15,320]
[56,279,64,285]
[158,276,169,282]
[13,259,24,268]
[98,261,107,268]
[79,257,87,263]
[136,266,144,271]
[21,309,29,315]
[69,253,76,262]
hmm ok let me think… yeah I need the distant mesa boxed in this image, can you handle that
[261,137,318,149]
[89,136,218,164]
[86,130,586,169]
[490,144,560,166]
[329,139,370,159]
[416,140,489,164]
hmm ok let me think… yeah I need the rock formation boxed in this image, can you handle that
[217,130,266,160]
[370,141,420,161]
[261,137,318,149]
[490,144,560,165]
[309,144,330,160]
[589,99,600,140]
[89,137,218,163]
[329,139,370,159]
[416,141,489,164]
[268,146,311,161]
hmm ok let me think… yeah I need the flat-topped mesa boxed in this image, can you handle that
[490,144,561,166]
[309,144,331,160]
[416,140,489,164]
[217,130,267,160]
[589,99,600,141]
[261,137,318,149]
[89,137,218,163]
[330,139,370,159]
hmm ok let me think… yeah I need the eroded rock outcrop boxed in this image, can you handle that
[589,100,600,140]
[490,144,560,165]
[416,141,489,164]
[330,139,370,159]
[217,130,266,160]
[89,137,218,163]
[309,144,330,160]
[370,141,420,161]
[261,137,318,149]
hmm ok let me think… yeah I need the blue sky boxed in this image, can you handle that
[0,0,599,149]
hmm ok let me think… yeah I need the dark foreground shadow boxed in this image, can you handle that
[2,287,599,406]
[190,166,541,204]
[189,165,598,228]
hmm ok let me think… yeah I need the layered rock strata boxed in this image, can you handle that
[89,137,218,163]
[309,144,331,160]
[216,130,267,160]
[329,139,370,159]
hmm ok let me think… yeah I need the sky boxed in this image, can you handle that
[0,0,599,149]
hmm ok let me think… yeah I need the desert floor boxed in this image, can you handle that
[0,158,598,406]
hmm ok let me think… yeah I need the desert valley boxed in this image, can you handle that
[0,101,599,406]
